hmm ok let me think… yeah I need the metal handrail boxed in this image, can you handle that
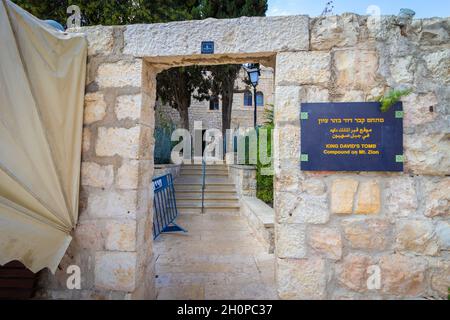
[201,158,206,214]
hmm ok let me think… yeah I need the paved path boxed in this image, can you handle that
[154,212,277,300]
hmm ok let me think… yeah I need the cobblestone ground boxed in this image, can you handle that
[154,213,277,300]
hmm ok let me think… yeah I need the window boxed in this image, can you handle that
[256,92,264,106]
[209,96,219,110]
[243,91,252,106]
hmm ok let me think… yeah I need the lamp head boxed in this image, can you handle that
[244,64,261,87]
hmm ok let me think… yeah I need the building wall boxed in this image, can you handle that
[38,14,450,300]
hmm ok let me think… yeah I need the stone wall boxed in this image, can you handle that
[39,14,450,300]
[228,164,257,197]
[274,14,449,300]
[241,197,275,254]
[37,26,156,299]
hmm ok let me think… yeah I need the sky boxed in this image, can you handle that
[267,0,450,18]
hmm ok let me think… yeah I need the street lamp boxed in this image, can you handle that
[244,64,261,128]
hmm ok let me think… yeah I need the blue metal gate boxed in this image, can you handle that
[152,173,186,239]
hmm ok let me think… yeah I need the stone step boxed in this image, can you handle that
[176,193,238,201]
[177,207,240,214]
[175,177,234,185]
[179,172,228,179]
[180,169,229,176]
[182,164,228,170]
[177,200,239,207]
[175,184,236,192]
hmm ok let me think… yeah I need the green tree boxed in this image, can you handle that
[12,0,200,26]
[156,66,208,129]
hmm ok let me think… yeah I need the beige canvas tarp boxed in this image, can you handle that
[0,0,86,273]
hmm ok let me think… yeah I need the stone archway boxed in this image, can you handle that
[39,14,450,300]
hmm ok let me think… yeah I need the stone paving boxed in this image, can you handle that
[154,213,277,300]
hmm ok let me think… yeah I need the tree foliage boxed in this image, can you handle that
[378,88,412,112]
[156,66,208,129]
[12,0,201,27]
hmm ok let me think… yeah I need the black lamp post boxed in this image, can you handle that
[245,64,261,128]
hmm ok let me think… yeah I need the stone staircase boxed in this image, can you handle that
[174,164,240,214]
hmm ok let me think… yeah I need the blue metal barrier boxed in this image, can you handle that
[152,173,186,239]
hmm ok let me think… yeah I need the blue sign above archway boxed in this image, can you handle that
[300,102,403,172]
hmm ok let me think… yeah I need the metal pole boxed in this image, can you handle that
[253,86,257,128]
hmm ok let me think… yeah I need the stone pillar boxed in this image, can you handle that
[37,26,156,299]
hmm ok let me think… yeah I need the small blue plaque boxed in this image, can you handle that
[201,41,214,54]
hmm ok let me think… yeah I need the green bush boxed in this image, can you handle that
[378,88,412,112]
[256,123,273,206]
[238,106,274,205]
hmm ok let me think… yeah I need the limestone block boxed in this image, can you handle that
[395,220,439,256]
[333,50,379,91]
[81,162,113,188]
[302,178,327,196]
[138,125,154,160]
[404,133,450,175]
[308,227,342,260]
[380,254,427,296]
[423,177,450,218]
[86,190,137,219]
[82,128,91,153]
[276,52,331,86]
[336,254,373,292]
[96,126,140,158]
[84,92,107,125]
[116,94,141,121]
[96,60,142,88]
[276,223,306,259]
[104,220,136,251]
[95,252,137,292]
[302,86,329,103]
[275,169,300,193]
[390,56,414,84]
[123,16,310,57]
[116,160,139,189]
[310,14,361,50]
[83,26,114,56]
[342,218,391,250]
[403,93,438,128]
[431,261,450,298]
[277,257,327,300]
[277,124,300,161]
[419,18,450,46]
[384,176,418,217]
[355,180,380,214]
[274,86,300,123]
[423,48,450,83]
[339,90,365,102]
[436,221,450,250]
[73,220,104,251]
[276,191,329,224]
[330,178,359,214]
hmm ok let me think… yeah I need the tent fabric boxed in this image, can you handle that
[0,0,87,273]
